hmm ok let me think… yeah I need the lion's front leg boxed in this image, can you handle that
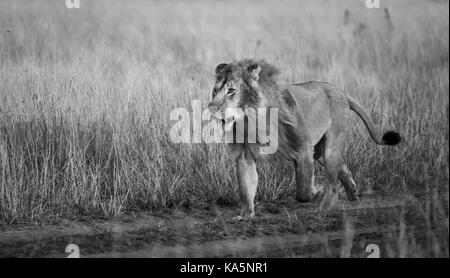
[236,149,258,219]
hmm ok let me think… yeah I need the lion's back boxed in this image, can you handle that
[288,81,349,110]
[285,81,350,144]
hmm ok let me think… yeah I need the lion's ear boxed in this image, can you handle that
[215,63,228,75]
[248,64,261,81]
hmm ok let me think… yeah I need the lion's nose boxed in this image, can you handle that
[207,103,219,114]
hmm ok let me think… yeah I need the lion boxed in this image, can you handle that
[207,59,402,218]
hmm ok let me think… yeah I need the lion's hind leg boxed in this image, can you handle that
[294,143,315,203]
[338,164,359,201]
[315,129,359,208]
[320,132,346,210]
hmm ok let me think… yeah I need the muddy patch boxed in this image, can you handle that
[0,194,431,258]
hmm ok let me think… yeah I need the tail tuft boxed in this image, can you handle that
[381,131,402,145]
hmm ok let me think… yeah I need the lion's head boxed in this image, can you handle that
[207,59,281,116]
[207,59,302,159]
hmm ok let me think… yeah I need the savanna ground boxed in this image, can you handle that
[0,0,448,257]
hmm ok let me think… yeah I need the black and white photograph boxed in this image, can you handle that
[0,0,448,261]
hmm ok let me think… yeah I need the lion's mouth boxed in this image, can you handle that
[211,111,235,125]
[223,117,235,124]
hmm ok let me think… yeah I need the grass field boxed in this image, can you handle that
[0,0,448,256]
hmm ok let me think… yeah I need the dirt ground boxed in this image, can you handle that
[0,193,436,258]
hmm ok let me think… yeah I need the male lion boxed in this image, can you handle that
[207,59,401,218]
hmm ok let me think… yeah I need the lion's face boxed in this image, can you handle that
[207,63,261,122]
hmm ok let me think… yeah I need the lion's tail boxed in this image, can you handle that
[347,96,402,145]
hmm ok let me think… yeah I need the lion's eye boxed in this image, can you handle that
[227,88,236,95]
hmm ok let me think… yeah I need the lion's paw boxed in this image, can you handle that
[232,215,244,221]
[232,213,254,221]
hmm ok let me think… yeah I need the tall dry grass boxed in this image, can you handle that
[0,0,448,229]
